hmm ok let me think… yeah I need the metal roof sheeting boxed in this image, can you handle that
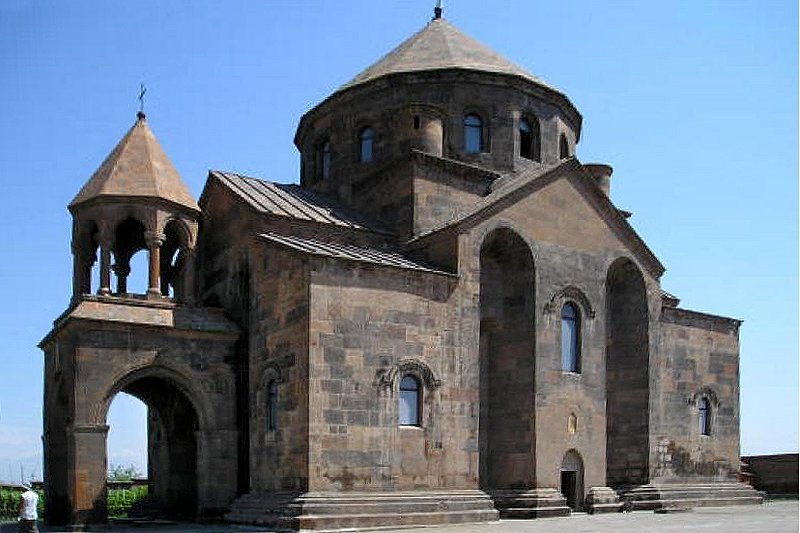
[259,232,454,277]
[212,170,384,232]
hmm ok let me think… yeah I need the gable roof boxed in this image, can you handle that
[411,158,666,278]
[258,232,454,277]
[340,18,557,94]
[70,113,199,212]
[209,170,389,233]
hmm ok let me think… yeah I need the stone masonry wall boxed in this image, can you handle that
[653,307,741,482]
[307,257,469,492]
[248,244,310,492]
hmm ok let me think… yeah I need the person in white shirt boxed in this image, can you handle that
[17,482,39,533]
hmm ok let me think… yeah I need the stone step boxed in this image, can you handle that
[297,509,500,531]
[623,482,764,511]
[226,490,500,530]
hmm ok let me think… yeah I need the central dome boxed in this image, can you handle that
[339,18,558,94]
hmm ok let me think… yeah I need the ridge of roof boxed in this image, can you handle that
[209,170,392,234]
[70,115,199,212]
[258,232,455,277]
[338,18,558,94]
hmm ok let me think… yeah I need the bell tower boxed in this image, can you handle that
[69,111,200,303]
[41,112,239,528]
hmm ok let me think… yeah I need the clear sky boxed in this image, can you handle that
[0,0,796,482]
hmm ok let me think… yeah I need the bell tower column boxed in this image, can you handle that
[98,232,113,296]
[145,231,166,298]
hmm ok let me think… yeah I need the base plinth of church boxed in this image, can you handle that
[489,488,571,518]
[226,490,499,531]
[623,482,764,511]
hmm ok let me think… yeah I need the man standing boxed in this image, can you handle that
[17,482,38,533]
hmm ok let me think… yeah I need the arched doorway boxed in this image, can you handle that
[560,450,584,511]
[478,228,536,490]
[605,258,650,487]
[105,372,200,519]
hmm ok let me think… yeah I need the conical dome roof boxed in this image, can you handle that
[339,17,557,93]
[70,113,199,212]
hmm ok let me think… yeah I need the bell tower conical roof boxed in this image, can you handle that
[69,112,199,213]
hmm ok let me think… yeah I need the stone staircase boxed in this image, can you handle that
[623,481,764,511]
[226,489,499,531]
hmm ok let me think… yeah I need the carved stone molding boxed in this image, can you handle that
[260,352,295,384]
[687,386,720,407]
[544,285,595,318]
[375,358,442,391]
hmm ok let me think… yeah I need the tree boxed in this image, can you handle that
[107,464,142,482]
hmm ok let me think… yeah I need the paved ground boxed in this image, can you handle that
[2,501,796,533]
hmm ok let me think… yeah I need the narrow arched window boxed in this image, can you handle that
[519,117,541,161]
[399,375,421,426]
[319,140,331,180]
[699,397,711,436]
[267,380,278,431]
[559,133,570,160]
[561,303,580,372]
[464,114,483,154]
[359,127,374,163]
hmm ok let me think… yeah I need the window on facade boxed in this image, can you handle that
[267,380,278,431]
[359,127,374,163]
[559,133,570,160]
[519,118,541,161]
[699,397,711,436]
[464,114,483,154]
[319,140,331,180]
[399,375,421,426]
[561,303,580,372]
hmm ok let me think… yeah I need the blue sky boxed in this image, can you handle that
[0,0,796,482]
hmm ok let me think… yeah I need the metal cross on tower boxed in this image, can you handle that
[138,83,147,115]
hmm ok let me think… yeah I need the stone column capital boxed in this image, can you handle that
[144,231,166,248]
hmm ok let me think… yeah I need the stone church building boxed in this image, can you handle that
[40,7,762,530]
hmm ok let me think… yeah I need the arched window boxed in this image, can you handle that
[359,127,374,163]
[464,114,483,154]
[399,375,421,426]
[519,117,541,161]
[318,140,331,180]
[559,133,570,160]
[698,397,711,436]
[267,380,278,431]
[561,303,580,372]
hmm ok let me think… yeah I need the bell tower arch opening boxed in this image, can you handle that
[605,257,650,488]
[113,217,147,295]
[478,228,536,491]
[104,370,201,520]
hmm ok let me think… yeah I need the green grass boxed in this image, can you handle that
[107,485,148,518]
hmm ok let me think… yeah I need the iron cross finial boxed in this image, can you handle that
[138,83,147,117]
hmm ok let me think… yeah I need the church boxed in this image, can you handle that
[40,5,762,530]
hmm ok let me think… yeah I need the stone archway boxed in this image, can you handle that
[478,228,536,490]
[605,258,650,487]
[106,372,200,518]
